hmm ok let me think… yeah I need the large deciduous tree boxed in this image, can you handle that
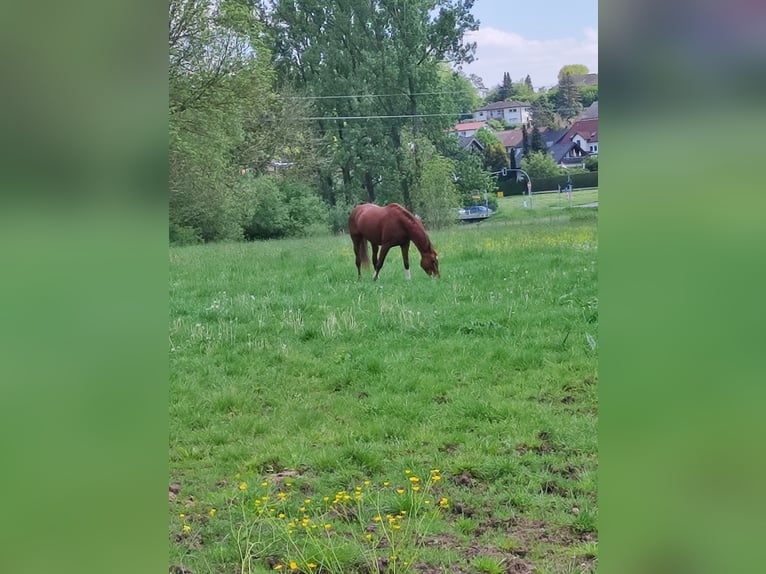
[269,0,478,209]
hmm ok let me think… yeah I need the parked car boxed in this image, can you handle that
[457,205,494,222]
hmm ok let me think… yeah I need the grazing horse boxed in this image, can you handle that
[348,203,440,280]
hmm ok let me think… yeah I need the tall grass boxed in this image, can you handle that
[170,206,598,573]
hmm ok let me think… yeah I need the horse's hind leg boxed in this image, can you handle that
[373,244,393,281]
[352,236,363,279]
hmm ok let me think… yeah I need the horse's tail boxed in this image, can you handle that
[357,237,370,269]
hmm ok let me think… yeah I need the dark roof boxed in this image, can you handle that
[579,101,598,119]
[475,100,532,112]
[548,141,589,164]
[540,128,568,147]
[570,73,599,86]
[495,129,523,148]
[457,135,485,151]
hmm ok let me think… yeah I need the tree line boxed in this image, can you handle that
[169,1,594,244]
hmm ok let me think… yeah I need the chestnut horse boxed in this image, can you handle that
[348,203,440,280]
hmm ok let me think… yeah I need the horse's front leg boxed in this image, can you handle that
[373,244,392,281]
[401,241,411,280]
[370,244,381,279]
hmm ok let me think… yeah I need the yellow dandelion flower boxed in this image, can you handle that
[239,482,248,491]
[432,475,441,481]
[405,469,411,475]
[408,476,420,483]
[392,524,401,530]
[182,524,192,533]
[179,513,185,519]
[299,507,306,512]
[304,498,312,504]
[324,523,332,530]
[424,500,431,505]
[412,485,420,492]
[373,515,382,522]
[383,481,390,487]
[323,496,330,502]
[289,561,298,570]
[209,508,217,517]
[430,469,440,475]
[396,488,405,495]
[363,480,371,486]
[255,500,262,506]
[399,510,407,515]
[278,513,286,519]
[308,563,317,569]
[355,485,362,491]
[274,565,283,571]
[365,533,373,540]
[278,492,287,500]
[261,481,269,487]
[439,497,449,508]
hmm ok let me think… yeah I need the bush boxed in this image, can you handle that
[240,175,330,240]
[169,223,202,246]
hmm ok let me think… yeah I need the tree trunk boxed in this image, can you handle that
[364,172,375,203]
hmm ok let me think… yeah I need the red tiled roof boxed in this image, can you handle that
[565,118,598,143]
[495,129,524,147]
[454,121,487,131]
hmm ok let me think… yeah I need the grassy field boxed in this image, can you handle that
[169,199,598,573]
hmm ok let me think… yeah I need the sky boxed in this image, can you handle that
[457,0,598,91]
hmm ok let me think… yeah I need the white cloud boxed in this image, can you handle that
[457,27,598,90]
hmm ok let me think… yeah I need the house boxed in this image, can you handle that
[565,118,598,155]
[473,100,532,125]
[579,101,598,120]
[456,135,485,153]
[453,121,488,137]
[549,140,590,166]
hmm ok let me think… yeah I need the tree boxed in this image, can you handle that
[584,156,598,172]
[524,74,533,91]
[530,125,546,153]
[474,127,509,172]
[579,85,599,108]
[270,0,479,210]
[521,151,562,179]
[556,72,583,122]
[530,95,557,128]
[169,0,284,242]
[521,124,529,156]
[558,64,589,83]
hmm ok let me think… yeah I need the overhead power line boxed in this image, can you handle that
[284,91,469,100]
[265,112,473,121]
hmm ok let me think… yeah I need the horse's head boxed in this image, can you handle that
[420,250,440,278]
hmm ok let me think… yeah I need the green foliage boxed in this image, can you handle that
[556,73,583,122]
[530,125,546,153]
[579,85,599,108]
[584,156,599,172]
[558,64,590,83]
[475,127,509,172]
[531,95,558,129]
[240,175,329,240]
[453,152,496,206]
[411,155,460,230]
[522,151,563,179]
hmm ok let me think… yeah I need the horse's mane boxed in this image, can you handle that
[387,203,434,254]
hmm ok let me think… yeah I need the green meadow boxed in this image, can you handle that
[170,195,598,573]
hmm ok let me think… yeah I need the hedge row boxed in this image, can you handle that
[498,171,598,195]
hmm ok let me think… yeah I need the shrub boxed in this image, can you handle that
[240,175,330,240]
